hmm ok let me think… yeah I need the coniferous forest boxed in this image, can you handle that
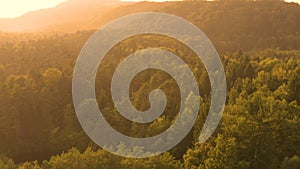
[0,1,300,169]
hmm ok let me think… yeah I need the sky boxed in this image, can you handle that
[0,0,67,18]
[0,0,299,18]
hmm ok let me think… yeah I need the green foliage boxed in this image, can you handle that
[0,2,299,168]
[280,155,300,169]
[19,161,42,169]
[0,155,16,169]
[0,35,299,168]
[40,147,182,169]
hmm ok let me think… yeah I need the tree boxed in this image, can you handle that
[204,134,250,169]
[280,155,300,169]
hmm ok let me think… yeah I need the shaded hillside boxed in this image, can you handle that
[90,1,300,52]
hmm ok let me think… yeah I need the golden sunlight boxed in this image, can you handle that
[0,0,66,18]
[1,0,300,18]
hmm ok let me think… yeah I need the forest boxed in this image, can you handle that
[0,1,300,169]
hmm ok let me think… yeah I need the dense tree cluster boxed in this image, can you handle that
[0,1,299,169]
[0,30,299,168]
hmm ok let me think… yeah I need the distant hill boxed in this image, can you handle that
[0,0,130,32]
[89,1,300,52]
[0,1,299,52]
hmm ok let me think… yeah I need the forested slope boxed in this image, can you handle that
[90,1,300,52]
[0,1,299,169]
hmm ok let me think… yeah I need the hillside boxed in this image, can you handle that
[0,1,299,52]
[0,1,300,168]
[90,1,300,52]
[0,0,130,32]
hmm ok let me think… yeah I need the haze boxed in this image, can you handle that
[1,0,299,18]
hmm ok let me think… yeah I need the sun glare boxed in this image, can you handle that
[0,0,67,18]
